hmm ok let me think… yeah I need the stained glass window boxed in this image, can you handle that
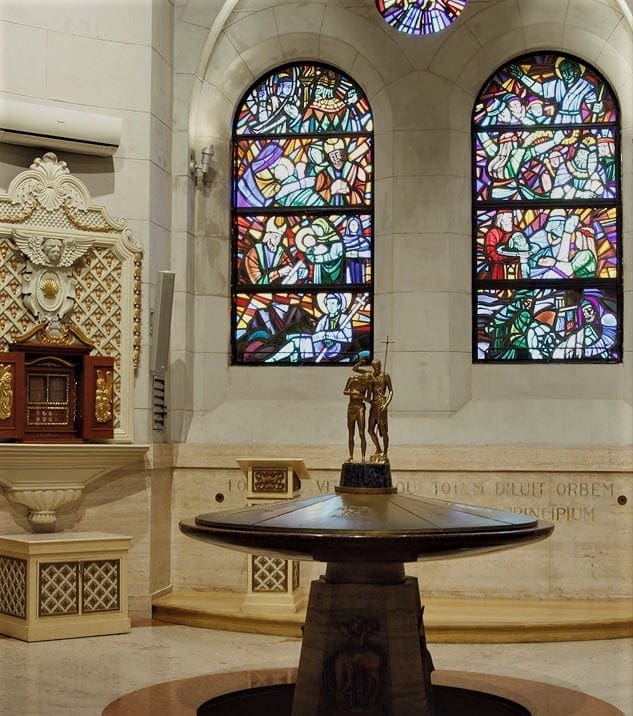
[472,53,621,362]
[231,64,374,365]
[376,0,467,36]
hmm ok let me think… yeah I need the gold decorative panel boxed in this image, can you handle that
[81,559,120,613]
[39,561,79,617]
[0,556,27,619]
[253,468,288,493]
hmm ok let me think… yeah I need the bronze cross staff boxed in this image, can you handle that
[382,335,394,370]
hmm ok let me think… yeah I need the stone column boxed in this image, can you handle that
[291,562,436,716]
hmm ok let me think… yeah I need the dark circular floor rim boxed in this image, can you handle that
[197,682,531,716]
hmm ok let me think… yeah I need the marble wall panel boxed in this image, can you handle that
[171,231,195,294]
[148,222,172,280]
[171,468,248,590]
[427,25,482,82]
[374,130,394,180]
[177,0,217,28]
[448,351,472,411]
[194,235,229,296]
[150,48,173,129]
[174,74,197,133]
[472,363,629,402]
[99,0,152,46]
[117,110,151,161]
[150,114,171,173]
[447,231,471,292]
[0,1,98,36]
[601,26,633,96]
[172,174,195,234]
[171,290,197,358]
[82,157,150,222]
[391,176,449,234]
[516,0,568,25]
[224,9,278,54]
[567,0,623,39]
[320,7,408,87]
[150,162,172,231]
[196,82,234,140]
[170,348,197,412]
[175,22,209,75]
[194,295,229,353]
[394,130,451,177]
[522,23,566,50]
[387,72,452,132]
[392,292,450,352]
[393,233,451,292]
[201,34,248,92]
[389,351,452,412]
[172,129,191,178]
[47,33,151,110]
[274,4,326,36]
[373,232,394,295]
[0,22,47,97]
[563,27,613,66]
[465,1,522,49]
[194,353,230,412]
[449,293,471,353]
[150,466,173,594]
[316,36,360,76]
[152,0,174,62]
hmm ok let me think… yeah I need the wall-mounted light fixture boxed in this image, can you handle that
[189,145,215,186]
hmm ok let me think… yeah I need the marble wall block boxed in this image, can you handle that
[0,22,47,97]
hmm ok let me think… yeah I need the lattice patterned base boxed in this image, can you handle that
[243,554,305,615]
[0,532,130,641]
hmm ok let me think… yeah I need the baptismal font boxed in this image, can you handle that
[181,354,555,715]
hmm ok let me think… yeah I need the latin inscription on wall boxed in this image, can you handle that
[281,477,623,523]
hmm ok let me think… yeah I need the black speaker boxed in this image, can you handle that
[150,270,175,374]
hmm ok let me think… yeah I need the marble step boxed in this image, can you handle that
[152,590,633,643]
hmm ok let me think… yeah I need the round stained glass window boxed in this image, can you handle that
[376,0,467,36]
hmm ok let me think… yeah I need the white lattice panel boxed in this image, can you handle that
[0,244,30,347]
[74,249,123,426]
[252,555,288,593]
[0,556,27,619]
[39,562,79,617]
[81,560,120,613]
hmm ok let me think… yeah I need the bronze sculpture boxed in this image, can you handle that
[343,370,371,462]
[352,357,393,463]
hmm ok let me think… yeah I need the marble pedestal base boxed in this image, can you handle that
[291,563,436,716]
[0,532,131,641]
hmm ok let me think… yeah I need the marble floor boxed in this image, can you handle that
[0,625,631,715]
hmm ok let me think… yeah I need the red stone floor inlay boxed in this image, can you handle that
[102,668,624,716]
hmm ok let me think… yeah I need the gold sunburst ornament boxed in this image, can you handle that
[40,277,60,299]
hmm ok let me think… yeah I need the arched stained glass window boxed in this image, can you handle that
[376,0,467,36]
[231,63,374,365]
[472,52,622,362]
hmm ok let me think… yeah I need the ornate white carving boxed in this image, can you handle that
[0,153,143,442]
[6,487,83,530]
[13,230,93,322]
